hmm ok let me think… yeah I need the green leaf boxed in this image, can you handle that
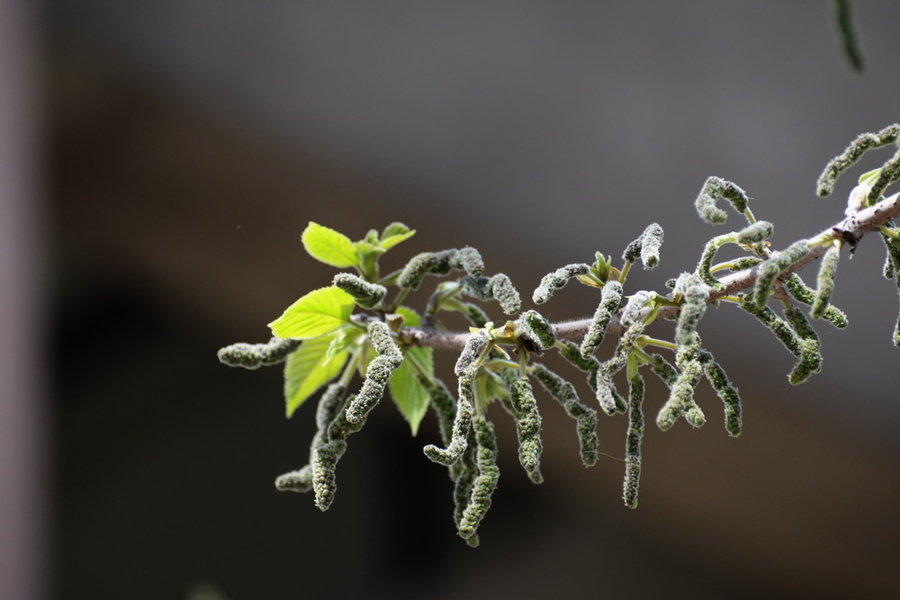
[859,168,882,186]
[324,326,360,364]
[301,222,359,268]
[268,286,355,339]
[388,307,433,435]
[380,229,416,251]
[283,333,349,418]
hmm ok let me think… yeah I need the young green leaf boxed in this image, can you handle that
[268,286,355,339]
[301,222,359,268]
[388,307,434,435]
[283,333,350,417]
[380,222,416,250]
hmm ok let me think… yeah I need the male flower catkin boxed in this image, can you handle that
[521,310,556,350]
[532,263,590,304]
[397,247,485,290]
[622,223,664,269]
[457,415,499,546]
[811,243,841,319]
[816,124,899,198]
[623,372,645,509]
[509,377,544,484]
[697,352,742,437]
[311,439,348,511]
[530,364,598,467]
[217,337,300,369]
[333,273,387,309]
[345,321,403,424]
[580,280,623,359]
[695,176,750,224]
[783,273,848,328]
[696,221,774,288]
[461,274,522,315]
[752,240,810,310]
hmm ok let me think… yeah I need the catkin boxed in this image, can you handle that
[423,373,474,466]
[397,249,458,290]
[532,264,591,304]
[675,273,709,348]
[695,176,750,224]
[595,321,646,416]
[454,330,490,377]
[557,340,600,393]
[452,246,485,276]
[217,337,301,369]
[697,223,772,287]
[509,377,544,484]
[698,352,742,437]
[623,223,664,269]
[656,349,705,431]
[868,148,900,204]
[579,280,623,359]
[451,429,479,538]
[811,244,841,318]
[345,321,403,424]
[739,297,803,357]
[783,273,849,328]
[332,273,387,308]
[421,376,457,446]
[752,240,810,310]
[521,310,556,350]
[274,465,313,493]
[530,364,598,467]
[312,439,348,511]
[831,0,864,72]
[623,373,645,509]
[816,124,899,197]
[457,415,500,544]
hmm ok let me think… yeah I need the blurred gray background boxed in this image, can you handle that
[3,0,900,598]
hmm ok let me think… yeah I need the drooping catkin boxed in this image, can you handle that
[421,376,457,446]
[530,364,598,467]
[696,222,774,288]
[310,383,349,452]
[311,439,348,511]
[521,310,556,350]
[452,246,485,277]
[623,372,644,509]
[783,273,849,328]
[454,330,490,377]
[752,240,810,310]
[451,429,479,538]
[532,263,591,304]
[816,124,899,197]
[345,321,403,424]
[648,353,678,387]
[740,297,821,384]
[398,249,458,290]
[509,377,544,484]
[831,0,864,72]
[811,244,841,318]
[697,352,742,437]
[868,148,900,204]
[461,274,522,315]
[274,465,313,493]
[656,355,704,431]
[579,280,623,359]
[457,415,499,545]
[783,305,823,384]
[423,373,474,466]
[332,273,387,308]
[623,223,664,269]
[695,176,750,224]
[217,337,301,369]
[595,320,646,416]
[739,297,803,357]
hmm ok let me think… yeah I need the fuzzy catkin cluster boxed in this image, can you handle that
[751,240,810,310]
[460,274,522,315]
[623,372,644,509]
[521,310,556,350]
[397,246,485,290]
[695,176,750,224]
[532,263,590,304]
[217,337,300,369]
[623,223,664,269]
[816,124,899,197]
[333,273,387,308]
[580,280,623,359]
[508,377,544,484]
[530,364,598,467]
[457,415,499,546]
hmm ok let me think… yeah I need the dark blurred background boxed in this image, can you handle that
[2,1,900,598]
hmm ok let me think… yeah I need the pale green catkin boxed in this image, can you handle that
[623,372,644,509]
[697,352,742,437]
[532,263,590,304]
[451,430,479,541]
[423,374,474,466]
[333,273,387,309]
[510,377,544,484]
[784,305,823,385]
[312,439,348,511]
[579,280,623,359]
[457,415,499,545]
[397,249,458,289]
[620,291,653,327]
[461,274,522,315]
[752,240,810,310]
[521,310,556,350]
[811,244,841,318]
[217,337,301,369]
[656,356,705,431]
[868,147,900,204]
[648,353,678,387]
[310,383,349,453]
[452,246,486,277]
[623,223,664,269]
[421,376,457,446]
[454,330,490,377]
[697,221,774,288]
[783,273,849,328]
[881,228,900,279]
[730,256,764,271]
[816,124,899,197]
[675,273,709,348]
[695,176,750,225]
[831,0,864,72]
[740,297,820,384]
[345,321,403,424]
[596,320,647,416]
[530,364,598,467]
[557,340,600,393]
[274,465,312,493]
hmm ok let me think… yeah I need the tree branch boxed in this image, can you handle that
[398,193,900,350]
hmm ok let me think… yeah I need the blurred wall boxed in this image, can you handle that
[44,2,900,598]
